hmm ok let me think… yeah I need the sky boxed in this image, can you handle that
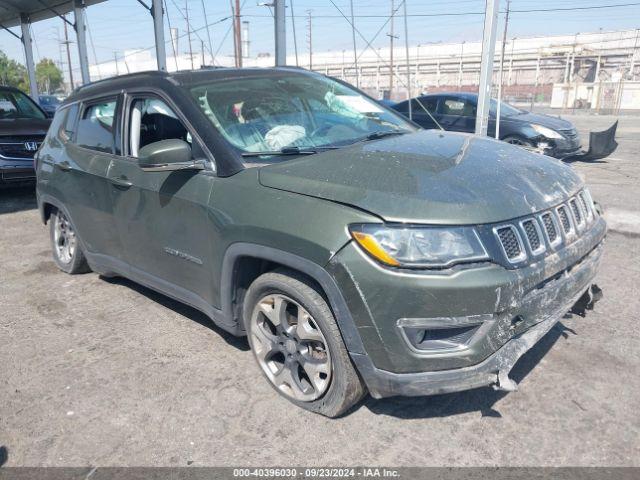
[1,0,639,80]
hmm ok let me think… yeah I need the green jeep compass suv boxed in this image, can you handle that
[35,68,606,417]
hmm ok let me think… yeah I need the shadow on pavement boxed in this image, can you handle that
[101,276,250,351]
[0,446,7,467]
[0,186,37,215]
[363,321,576,419]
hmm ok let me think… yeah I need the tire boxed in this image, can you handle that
[49,208,91,274]
[243,269,366,417]
[502,135,535,149]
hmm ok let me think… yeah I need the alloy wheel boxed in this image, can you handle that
[250,293,332,402]
[53,211,77,264]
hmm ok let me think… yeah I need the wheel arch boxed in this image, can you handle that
[220,243,366,355]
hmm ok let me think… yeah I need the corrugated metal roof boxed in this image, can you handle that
[0,0,106,29]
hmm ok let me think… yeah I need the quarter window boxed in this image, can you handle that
[76,99,117,154]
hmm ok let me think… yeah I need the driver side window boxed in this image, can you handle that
[128,97,193,158]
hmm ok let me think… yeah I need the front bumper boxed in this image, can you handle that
[351,243,602,398]
[327,216,605,398]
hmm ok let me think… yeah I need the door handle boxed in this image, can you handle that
[110,175,133,189]
[56,161,72,172]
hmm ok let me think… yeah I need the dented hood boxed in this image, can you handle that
[258,130,583,225]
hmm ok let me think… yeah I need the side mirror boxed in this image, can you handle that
[138,139,204,172]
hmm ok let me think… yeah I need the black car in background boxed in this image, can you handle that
[392,92,582,159]
[0,86,50,185]
[38,95,63,118]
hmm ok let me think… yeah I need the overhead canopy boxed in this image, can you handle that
[0,0,106,29]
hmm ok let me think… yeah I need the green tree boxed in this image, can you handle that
[0,50,28,91]
[36,58,63,93]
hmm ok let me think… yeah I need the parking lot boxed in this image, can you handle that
[1,114,639,467]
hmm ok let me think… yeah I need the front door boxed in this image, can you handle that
[107,94,217,307]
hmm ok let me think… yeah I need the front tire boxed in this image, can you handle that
[503,135,535,149]
[243,270,366,417]
[49,208,90,274]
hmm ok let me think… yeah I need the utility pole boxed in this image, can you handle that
[201,0,214,65]
[495,0,510,139]
[63,15,74,89]
[185,1,194,69]
[201,39,205,66]
[306,10,313,70]
[349,0,359,87]
[458,41,465,87]
[629,28,639,80]
[402,0,411,119]
[387,0,397,98]
[475,0,500,136]
[290,0,299,66]
[235,0,243,67]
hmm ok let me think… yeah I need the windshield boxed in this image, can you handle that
[0,90,46,120]
[188,73,416,161]
[490,98,522,117]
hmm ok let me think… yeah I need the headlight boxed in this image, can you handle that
[349,224,489,268]
[531,124,563,139]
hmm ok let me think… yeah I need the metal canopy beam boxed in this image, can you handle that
[151,0,166,71]
[0,1,106,28]
[73,0,90,84]
[274,0,286,66]
[20,14,39,100]
[475,0,500,136]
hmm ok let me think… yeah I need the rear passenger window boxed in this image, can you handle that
[61,104,79,142]
[76,99,117,154]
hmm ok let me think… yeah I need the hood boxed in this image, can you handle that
[258,130,583,225]
[0,118,51,137]
[503,111,574,131]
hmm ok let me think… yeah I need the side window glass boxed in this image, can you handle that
[442,99,465,116]
[129,97,192,158]
[411,98,436,114]
[60,104,79,142]
[76,99,117,154]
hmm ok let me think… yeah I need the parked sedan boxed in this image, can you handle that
[392,92,582,159]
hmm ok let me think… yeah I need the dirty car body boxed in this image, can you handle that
[35,68,605,415]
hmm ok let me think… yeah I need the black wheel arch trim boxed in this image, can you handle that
[220,242,367,355]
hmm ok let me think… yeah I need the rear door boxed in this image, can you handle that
[51,96,123,260]
[108,91,217,305]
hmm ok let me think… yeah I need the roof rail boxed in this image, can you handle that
[73,70,169,93]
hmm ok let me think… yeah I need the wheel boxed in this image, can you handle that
[243,270,366,417]
[49,208,90,274]
[503,135,535,149]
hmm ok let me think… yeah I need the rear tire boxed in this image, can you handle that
[49,208,91,274]
[243,270,366,417]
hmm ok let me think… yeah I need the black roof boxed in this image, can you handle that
[64,67,316,105]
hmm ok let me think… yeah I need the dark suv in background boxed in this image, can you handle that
[36,69,605,417]
[1,86,50,185]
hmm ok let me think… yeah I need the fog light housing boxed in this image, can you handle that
[397,315,490,352]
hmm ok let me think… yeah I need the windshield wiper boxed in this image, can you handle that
[241,145,338,157]
[357,130,409,143]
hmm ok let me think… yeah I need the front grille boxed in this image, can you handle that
[570,199,583,226]
[496,226,523,261]
[494,189,596,266]
[541,213,558,243]
[522,219,542,252]
[557,206,572,233]
[0,136,44,159]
